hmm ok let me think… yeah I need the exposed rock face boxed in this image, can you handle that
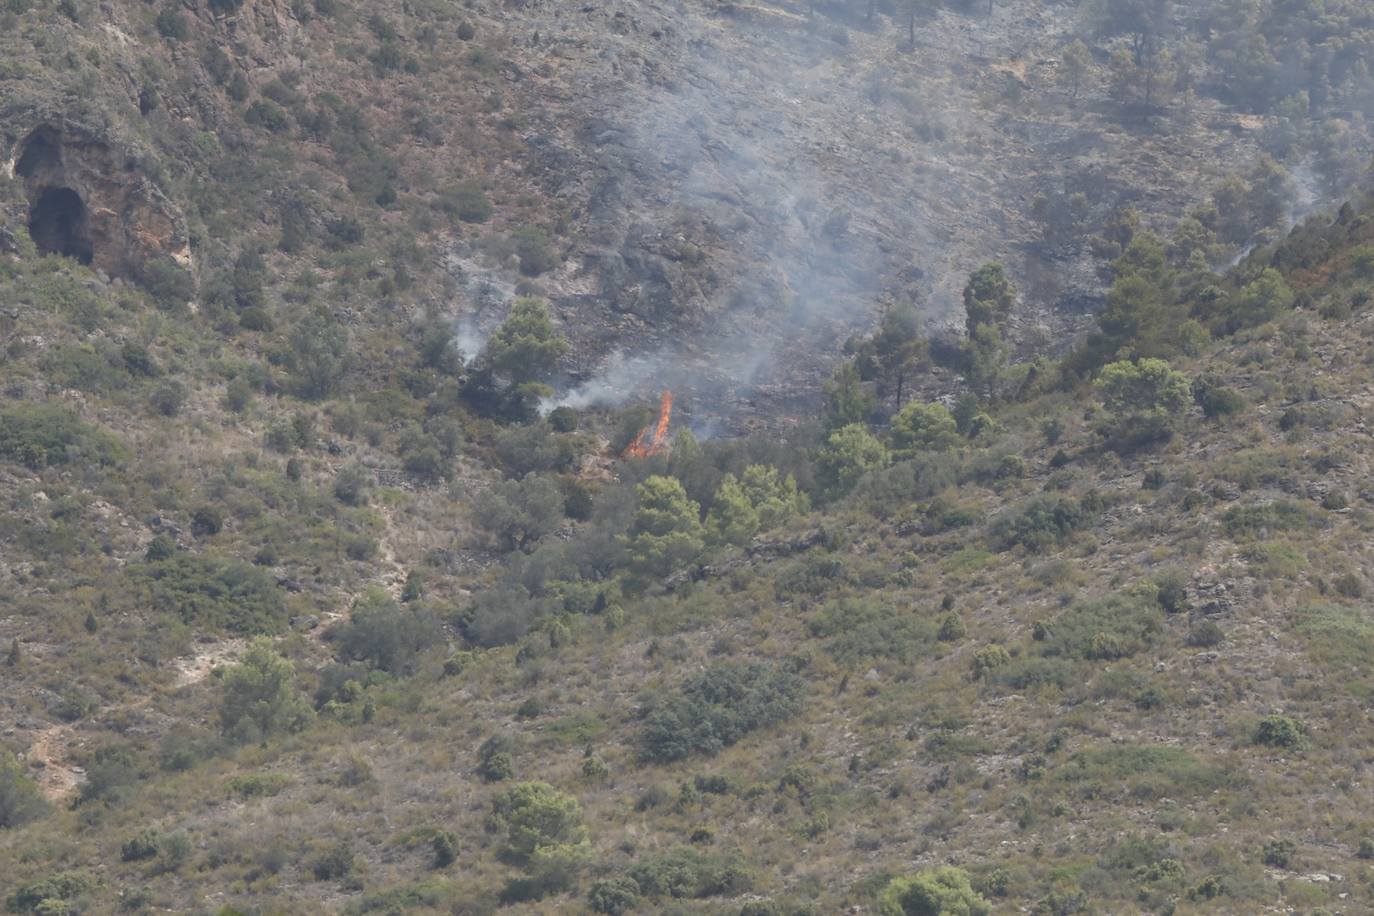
[6,121,189,280]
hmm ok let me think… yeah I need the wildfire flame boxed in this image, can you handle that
[622,391,674,459]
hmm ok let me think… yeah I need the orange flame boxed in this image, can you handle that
[622,391,674,459]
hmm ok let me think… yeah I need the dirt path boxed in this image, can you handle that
[27,637,248,803]
[28,724,83,802]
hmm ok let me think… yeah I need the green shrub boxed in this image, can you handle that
[432,830,457,868]
[312,840,355,880]
[627,846,752,900]
[1222,501,1325,538]
[1253,715,1306,749]
[807,598,935,664]
[1187,620,1225,648]
[489,781,588,866]
[441,181,493,223]
[512,226,556,276]
[227,773,291,798]
[1094,358,1192,450]
[245,99,291,132]
[135,554,285,634]
[154,6,189,39]
[991,494,1094,552]
[1060,745,1232,800]
[0,404,125,469]
[7,871,94,914]
[120,828,162,862]
[879,866,990,915]
[477,735,515,782]
[0,751,51,828]
[335,589,441,675]
[1261,837,1295,868]
[637,662,804,763]
[218,639,313,742]
[588,876,641,913]
[1038,594,1163,661]
[970,645,1011,679]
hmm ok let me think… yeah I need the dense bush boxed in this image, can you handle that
[0,752,50,829]
[991,494,1095,552]
[637,662,804,763]
[1253,715,1306,749]
[0,404,125,469]
[625,475,704,578]
[1222,501,1325,538]
[1094,358,1192,449]
[134,553,286,634]
[807,598,936,664]
[627,846,753,900]
[879,866,990,916]
[334,589,441,675]
[218,639,313,742]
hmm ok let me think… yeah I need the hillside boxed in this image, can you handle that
[5,0,1374,913]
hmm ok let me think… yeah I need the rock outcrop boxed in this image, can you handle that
[5,119,189,281]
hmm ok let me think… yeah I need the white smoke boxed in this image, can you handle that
[453,317,487,367]
[538,351,665,413]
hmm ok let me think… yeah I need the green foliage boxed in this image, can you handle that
[7,871,94,914]
[1094,358,1191,449]
[1037,594,1164,662]
[120,828,162,862]
[627,846,753,900]
[477,735,515,782]
[637,662,804,763]
[625,475,704,577]
[891,402,959,453]
[807,598,936,664]
[706,473,759,547]
[483,298,568,385]
[1261,837,1295,867]
[286,308,353,399]
[1222,500,1325,538]
[739,464,808,528]
[823,361,875,430]
[588,876,641,913]
[963,263,1014,337]
[135,553,286,635]
[474,475,565,551]
[333,462,371,506]
[1222,267,1295,332]
[0,403,125,469]
[227,773,291,798]
[880,866,991,916]
[335,588,441,675]
[218,639,313,742]
[816,424,890,498]
[0,751,50,829]
[1253,715,1306,749]
[490,781,588,866]
[441,180,493,223]
[970,645,1012,679]
[1193,373,1246,418]
[312,840,355,880]
[991,494,1095,552]
[1060,745,1234,800]
[706,465,808,546]
[512,226,556,276]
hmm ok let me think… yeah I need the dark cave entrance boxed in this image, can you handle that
[28,187,94,265]
[15,128,61,178]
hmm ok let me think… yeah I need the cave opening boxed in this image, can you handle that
[15,128,61,178]
[28,187,94,265]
